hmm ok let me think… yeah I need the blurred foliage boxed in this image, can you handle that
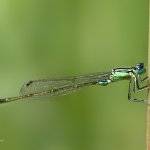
[0,0,148,150]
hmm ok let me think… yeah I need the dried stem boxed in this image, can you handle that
[146,1,150,149]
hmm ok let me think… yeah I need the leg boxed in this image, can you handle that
[128,78,141,102]
[128,77,147,102]
[135,76,148,92]
[137,74,148,83]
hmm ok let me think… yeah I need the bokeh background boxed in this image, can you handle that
[0,0,148,150]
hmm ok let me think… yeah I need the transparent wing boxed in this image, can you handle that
[20,72,111,97]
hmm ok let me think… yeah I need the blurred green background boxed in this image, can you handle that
[0,0,148,150]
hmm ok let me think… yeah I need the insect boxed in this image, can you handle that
[0,63,148,104]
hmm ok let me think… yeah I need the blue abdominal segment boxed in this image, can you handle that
[98,79,112,86]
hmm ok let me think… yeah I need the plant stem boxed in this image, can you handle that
[146,1,150,149]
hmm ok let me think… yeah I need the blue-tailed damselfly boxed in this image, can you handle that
[0,63,148,104]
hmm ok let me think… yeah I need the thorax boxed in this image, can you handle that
[110,68,134,82]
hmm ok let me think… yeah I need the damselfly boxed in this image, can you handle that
[0,63,148,104]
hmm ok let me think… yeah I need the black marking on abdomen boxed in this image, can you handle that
[26,81,33,86]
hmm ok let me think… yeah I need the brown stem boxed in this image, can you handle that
[146,1,150,149]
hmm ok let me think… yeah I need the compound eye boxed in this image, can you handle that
[136,63,144,69]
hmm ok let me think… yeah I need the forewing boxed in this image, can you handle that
[20,72,110,97]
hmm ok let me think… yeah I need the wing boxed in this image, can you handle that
[20,72,111,97]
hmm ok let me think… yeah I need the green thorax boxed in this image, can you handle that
[110,69,133,82]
